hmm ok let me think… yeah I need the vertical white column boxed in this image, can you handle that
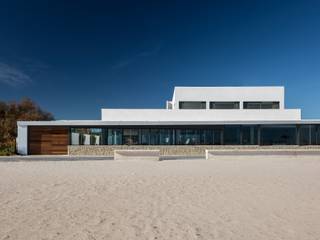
[17,125,28,155]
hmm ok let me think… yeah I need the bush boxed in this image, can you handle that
[0,98,54,156]
[0,143,15,156]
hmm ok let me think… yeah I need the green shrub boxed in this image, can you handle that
[0,144,15,156]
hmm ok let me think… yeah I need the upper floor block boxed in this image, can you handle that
[167,86,285,110]
[101,86,301,122]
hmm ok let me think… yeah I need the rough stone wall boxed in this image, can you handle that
[68,145,320,156]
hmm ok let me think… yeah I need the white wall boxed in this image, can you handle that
[101,86,301,123]
[101,109,301,122]
[171,86,285,109]
[16,125,28,155]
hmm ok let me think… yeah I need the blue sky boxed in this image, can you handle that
[0,0,320,119]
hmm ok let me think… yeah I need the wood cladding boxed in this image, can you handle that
[28,126,69,155]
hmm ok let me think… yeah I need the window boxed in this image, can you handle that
[243,101,279,109]
[159,129,174,145]
[123,129,139,145]
[179,101,206,109]
[176,129,201,144]
[68,125,320,146]
[261,102,279,109]
[200,129,213,145]
[107,129,122,145]
[149,129,160,145]
[139,129,174,145]
[71,128,102,145]
[242,126,258,145]
[260,126,296,145]
[140,129,150,145]
[210,102,239,109]
[300,125,318,145]
[212,129,223,145]
[224,126,241,145]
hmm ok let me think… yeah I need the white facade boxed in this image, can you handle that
[17,86,307,155]
[102,86,300,122]
[101,109,301,122]
[169,86,285,109]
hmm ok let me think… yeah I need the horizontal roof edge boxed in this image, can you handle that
[17,119,320,126]
[173,86,285,89]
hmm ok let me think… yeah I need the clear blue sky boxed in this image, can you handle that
[0,0,320,119]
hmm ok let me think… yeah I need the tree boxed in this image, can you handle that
[0,98,54,155]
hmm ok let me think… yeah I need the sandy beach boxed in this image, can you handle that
[1,157,320,240]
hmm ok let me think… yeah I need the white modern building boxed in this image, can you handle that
[17,86,320,155]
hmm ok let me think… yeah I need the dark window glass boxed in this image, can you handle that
[300,125,318,145]
[317,126,320,145]
[243,102,279,109]
[159,129,174,145]
[70,125,320,146]
[242,126,258,145]
[213,129,222,145]
[140,129,150,145]
[310,125,318,145]
[300,125,310,145]
[210,102,240,109]
[200,129,213,145]
[137,129,174,145]
[224,126,241,145]
[261,126,296,145]
[179,101,206,109]
[123,129,139,145]
[107,129,123,145]
[71,128,102,145]
[316,125,320,145]
[244,102,261,109]
[176,129,201,144]
[149,129,160,145]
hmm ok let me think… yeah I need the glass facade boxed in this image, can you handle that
[69,125,320,146]
[70,128,103,145]
[299,125,319,145]
[224,126,241,144]
[107,129,122,145]
[260,126,297,145]
[242,126,258,145]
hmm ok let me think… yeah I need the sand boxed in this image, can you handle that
[0,157,320,240]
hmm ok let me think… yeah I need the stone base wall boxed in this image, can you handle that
[68,145,320,156]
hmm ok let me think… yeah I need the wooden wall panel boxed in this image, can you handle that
[28,126,69,155]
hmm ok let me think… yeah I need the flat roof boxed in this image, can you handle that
[17,119,320,126]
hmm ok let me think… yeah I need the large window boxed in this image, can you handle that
[300,125,318,145]
[242,126,258,145]
[212,129,223,145]
[210,102,239,109]
[107,129,123,145]
[260,126,296,145]
[140,129,150,145]
[159,129,174,145]
[179,101,206,109]
[123,129,139,145]
[201,129,214,145]
[243,101,280,109]
[176,129,201,144]
[69,125,320,146]
[71,128,103,145]
[224,126,241,145]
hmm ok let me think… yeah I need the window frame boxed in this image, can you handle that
[178,101,206,109]
[243,101,280,109]
[209,101,240,109]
